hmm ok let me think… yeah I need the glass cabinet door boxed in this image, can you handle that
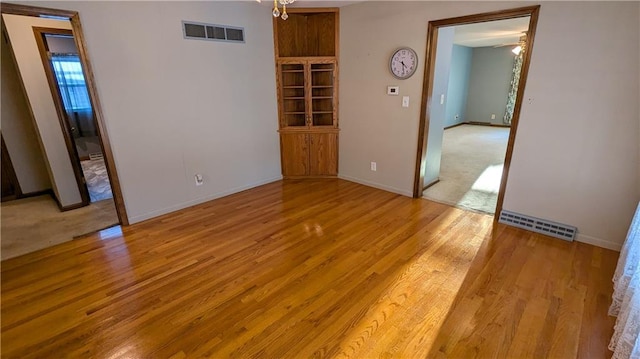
[309,63,335,127]
[280,63,307,127]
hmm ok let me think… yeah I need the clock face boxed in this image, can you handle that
[390,47,418,79]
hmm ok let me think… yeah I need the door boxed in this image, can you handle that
[309,133,338,176]
[280,133,309,176]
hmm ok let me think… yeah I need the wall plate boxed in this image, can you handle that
[387,86,399,96]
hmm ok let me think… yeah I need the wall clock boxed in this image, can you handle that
[389,47,418,80]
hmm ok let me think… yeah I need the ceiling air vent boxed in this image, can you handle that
[182,21,245,43]
[499,210,577,241]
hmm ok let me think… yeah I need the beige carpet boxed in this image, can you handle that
[423,124,510,214]
[1,195,119,260]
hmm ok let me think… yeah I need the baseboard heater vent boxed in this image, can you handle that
[499,210,577,241]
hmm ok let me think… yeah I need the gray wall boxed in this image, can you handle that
[7,1,638,250]
[444,44,473,128]
[465,46,515,125]
[45,35,77,53]
[339,1,639,250]
[21,1,282,223]
[75,137,102,159]
[0,31,52,194]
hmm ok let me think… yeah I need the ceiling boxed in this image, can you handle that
[452,17,530,48]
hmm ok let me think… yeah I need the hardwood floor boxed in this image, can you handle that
[1,179,618,358]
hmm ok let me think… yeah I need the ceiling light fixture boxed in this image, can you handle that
[256,0,296,20]
[511,45,522,55]
[272,0,296,20]
[511,34,527,55]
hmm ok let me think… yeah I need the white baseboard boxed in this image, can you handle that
[338,174,413,197]
[128,176,283,224]
[576,233,622,252]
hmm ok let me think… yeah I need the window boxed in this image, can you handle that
[50,54,92,111]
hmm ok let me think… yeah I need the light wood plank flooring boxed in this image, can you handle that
[1,179,618,358]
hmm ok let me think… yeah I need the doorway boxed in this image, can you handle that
[421,17,529,214]
[1,3,129,259]
[413,6,540,218]
[1,2,127,222]
[34,27,113,204]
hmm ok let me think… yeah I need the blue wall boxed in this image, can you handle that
[444,45,473,128]
[423,27,455,187]
[465,46,515,125]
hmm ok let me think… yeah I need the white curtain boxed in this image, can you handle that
[610,202,640,359]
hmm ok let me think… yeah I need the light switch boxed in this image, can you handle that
[440,94,445,105]
[402,96,410,108]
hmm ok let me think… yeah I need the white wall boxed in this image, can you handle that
[0,33,51,194]
[503,2,640,250]
[339,2,431,196]
[340,1,639,250]
[23,1,281,223]
[465,46,514,125]
[2,14,81,206]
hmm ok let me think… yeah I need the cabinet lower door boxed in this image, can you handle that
[280,133,309,176]
[309,133,338,176]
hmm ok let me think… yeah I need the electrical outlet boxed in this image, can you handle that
[370,162,377,171]
[455,114,459,120]
[194,173,204,186]
[491,114,496,120]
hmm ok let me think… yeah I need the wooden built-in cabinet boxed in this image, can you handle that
[274,8,339,178]
[278,60,337,129]
[280,132,338,177]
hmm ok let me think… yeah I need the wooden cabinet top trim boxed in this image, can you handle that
[277,57,337,64]
[278,128,340,134]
